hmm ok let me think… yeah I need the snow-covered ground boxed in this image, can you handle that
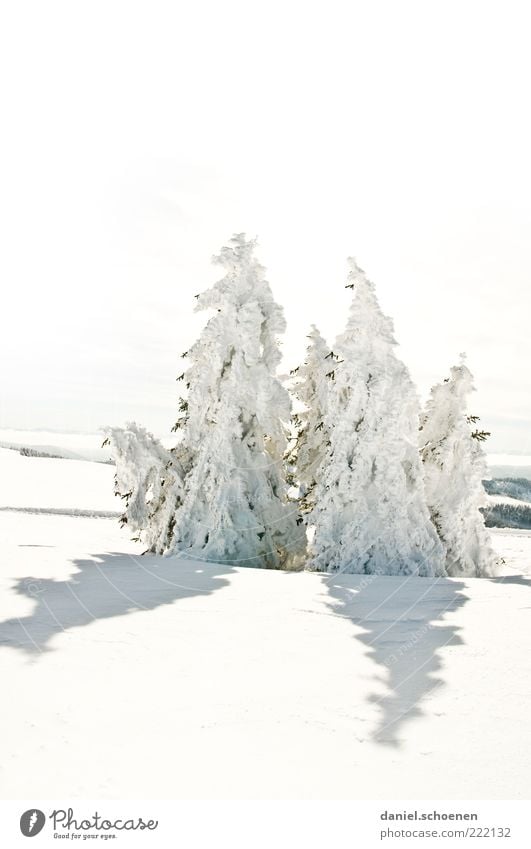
[0,446,530,799]
[0,446,119,516]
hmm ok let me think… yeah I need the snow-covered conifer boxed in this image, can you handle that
[420,356,496,577]
[154,234,303,567]
[103,423,190,553]
[288,325,331,515]
[308,259,446,576]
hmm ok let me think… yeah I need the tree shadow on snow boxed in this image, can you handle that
[487,574,531,588]
[0,551,233,656]
[324,571,468,746]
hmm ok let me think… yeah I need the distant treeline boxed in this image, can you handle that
[482,502,531,529]
[482,477,531,529]
[19,446,63,459]
[484,477,531,503]
[17,446,114,465]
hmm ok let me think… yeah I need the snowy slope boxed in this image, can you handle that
[0,450,530,799]
[0,447,119,515]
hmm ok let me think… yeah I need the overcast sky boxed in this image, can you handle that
[1,1,529,453]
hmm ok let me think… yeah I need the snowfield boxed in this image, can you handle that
[1,446,530,799]
[0,446,119,516]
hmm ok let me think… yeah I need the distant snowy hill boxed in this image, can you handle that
[0,428,180,464]
[484,477,531,502]
[0,428,113,463]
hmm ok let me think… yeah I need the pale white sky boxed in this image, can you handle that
[1,0,529,452]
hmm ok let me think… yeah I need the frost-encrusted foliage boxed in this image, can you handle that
[118,234,302,567]
[103,423,190,552]
[420,358,497,577]
[288,325,331,516]
[106,241,496,578]
[170,234,304,567]
[308,259,445,576]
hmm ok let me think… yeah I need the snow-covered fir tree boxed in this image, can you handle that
[420,355,497,577]
[308,258,446,576]
[287,325,332,516]
[103,422,191,553]
[143,234,304,567]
